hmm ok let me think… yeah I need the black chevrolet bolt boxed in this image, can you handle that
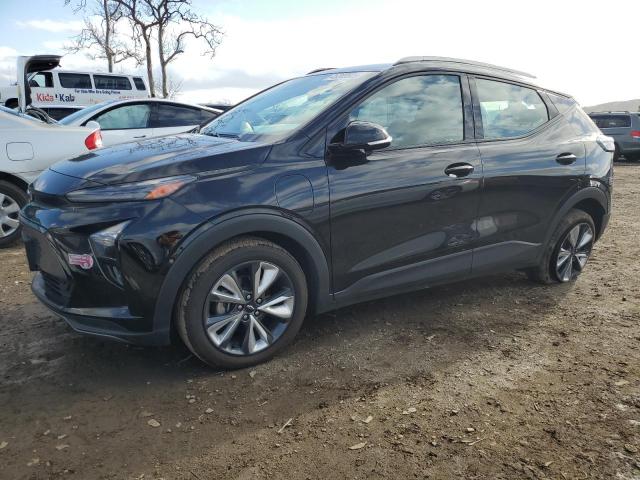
[21,57,614,369]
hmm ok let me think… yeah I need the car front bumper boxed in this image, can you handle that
[31,271,169,345]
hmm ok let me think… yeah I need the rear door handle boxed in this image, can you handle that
[556,153,577,165]
[444,163,474,178]
[133,135,147,139]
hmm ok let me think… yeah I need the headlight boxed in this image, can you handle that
[66,175,196,203]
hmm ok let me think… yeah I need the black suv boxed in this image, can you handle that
[21,57,614,368]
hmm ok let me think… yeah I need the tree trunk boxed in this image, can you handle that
[143,32,155,97]
[104,0,113,72]
[158,22,168,98]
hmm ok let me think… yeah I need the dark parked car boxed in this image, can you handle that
[21,57,614,368]
[588,111,640,161]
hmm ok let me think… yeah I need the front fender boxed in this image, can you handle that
[151,210,333,343]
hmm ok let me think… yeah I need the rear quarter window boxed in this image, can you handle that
[546,92,577,114]
[133,77,146,91]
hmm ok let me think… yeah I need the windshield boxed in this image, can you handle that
[201,71,376,141]
[59,101,117,125]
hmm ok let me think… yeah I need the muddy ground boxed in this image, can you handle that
[1,164,639,480]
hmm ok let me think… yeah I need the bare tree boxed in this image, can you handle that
[64,0,135,72]
[145,0,223,98]
[113,0,161,96]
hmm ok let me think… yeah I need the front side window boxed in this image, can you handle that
[58,73,92,89]
[201,71,375,142]
[29,72,53,88]
[476,79,548,139]
[94,75,132,90]
[93,104,151,130]
[349,75,464,148]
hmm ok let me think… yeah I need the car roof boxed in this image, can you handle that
[306,56,544,89]
[82,98,222,113]
[39,69,144,78]
[589,111,633,116]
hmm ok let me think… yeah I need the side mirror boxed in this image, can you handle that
[332,121,392,152]
[85,120,100,130]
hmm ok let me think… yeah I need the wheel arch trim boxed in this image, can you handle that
[544,186,608,247]
[151,211,333,343]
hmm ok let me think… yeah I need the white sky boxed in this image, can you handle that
[1,0,638,106]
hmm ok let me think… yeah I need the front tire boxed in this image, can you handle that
[527,209,595,284]
[177,237,308,369]
[0,180,27,248]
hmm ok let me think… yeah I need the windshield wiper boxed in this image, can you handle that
[208,131,241,139]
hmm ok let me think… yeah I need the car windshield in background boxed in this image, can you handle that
[201,71,376,141]
[590,114,631,128]
[59,101,117,125]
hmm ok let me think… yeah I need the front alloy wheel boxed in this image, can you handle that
[555,222,594,282]
[177,237,308,369]
[205,261,295,355]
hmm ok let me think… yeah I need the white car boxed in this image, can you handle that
[0,106,102,247]
[59,99,222,147]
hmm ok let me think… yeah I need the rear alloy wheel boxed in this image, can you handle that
[177,237,308,369]
[0,181,28,248]
[554,222,594,282]
[526,209,596,284]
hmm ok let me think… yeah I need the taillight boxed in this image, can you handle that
[85,130,103,150]
[631,130,640,139]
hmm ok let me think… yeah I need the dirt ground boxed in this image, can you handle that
[1,164,639,480]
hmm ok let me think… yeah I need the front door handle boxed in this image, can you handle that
[444,163,474,178]
[133,135,147,139]
[556,153,577,165]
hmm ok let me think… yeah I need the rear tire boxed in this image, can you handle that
[176,237,308,369]
[0,180,27,248]
[527,209,595,284]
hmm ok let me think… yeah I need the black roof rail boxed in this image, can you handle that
[394,56,536,79]
[589,111,631,114]
[306,67,335,75]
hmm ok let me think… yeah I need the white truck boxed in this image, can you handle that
[0,55,149,120]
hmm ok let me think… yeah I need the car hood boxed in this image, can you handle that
[50,134,272,185]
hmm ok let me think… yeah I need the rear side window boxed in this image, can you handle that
[154,104,203,127]
[589,115,631,128]
[93,104,152,130]
[201,109,219,123]
[133,77,146,91]
[476,79,548,139]
[58,73,92,89]
[94,75,132,90]
[350,74,464,148]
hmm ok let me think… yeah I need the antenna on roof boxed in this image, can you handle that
[394,56,536,79]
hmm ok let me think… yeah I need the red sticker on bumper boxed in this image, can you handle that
[68,253,94,270]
